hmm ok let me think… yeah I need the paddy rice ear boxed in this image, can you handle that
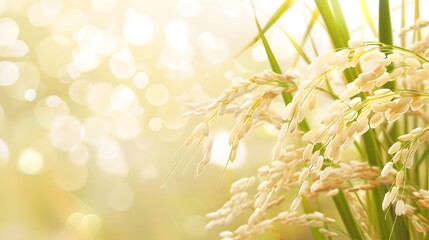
[182,1,429,239]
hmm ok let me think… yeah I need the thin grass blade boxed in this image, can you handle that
[414,0,421,41]
[360,0,378,37]
[379,0,393,45]
[302,197,327,240]
[283,30,311,64]
[400,0,406,46]
[236,0,297,57]
[252,5,282,74]
[332,191,364,240]
[315,0,346,49]
[293,7,320,65]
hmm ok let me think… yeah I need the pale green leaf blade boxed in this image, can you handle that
[283,30,311,65]
[252,3,282,74]
[236,0,297,57]
[360,0,378,37]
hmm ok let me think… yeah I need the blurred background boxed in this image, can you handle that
[0,0,424,239]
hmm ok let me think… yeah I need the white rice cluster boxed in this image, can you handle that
[185,70,299,176]
[213,210,336,240]
[186,20,429,239]
[399,19,429,58]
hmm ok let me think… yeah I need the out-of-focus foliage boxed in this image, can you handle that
[0,0,298,239]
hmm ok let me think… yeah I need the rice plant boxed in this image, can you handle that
[186,0,429,239]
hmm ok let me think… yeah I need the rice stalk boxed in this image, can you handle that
[183,1,429,239]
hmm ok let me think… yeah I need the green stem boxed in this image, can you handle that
[379,0,394,92]
[379,0,393,46]
[414,0,421,41]
[332,191,364,240]
[362,130,396,240]
[251,1,310,131]
[400,0,406,47]
[314,0,349,49]
[302,197,326,240]
[379,2,410,239]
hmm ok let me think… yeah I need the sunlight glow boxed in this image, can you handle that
[49,116,83,151]
[165,20,189,51]
[133,72,149,89]
[107,183,134,211]
[24,89,36,101]
[0,18,19,46]
[35,95,70,129]
[109,49,136,79]
[110,85,136,112]
[114,114,141,139]
[252,45,268,62]
[210,130,247,169]
[145,84,169,106]
[3,40,28,57]
[91,0,118,12]
[0,138,8,164]
[148,117,162,131]
[18,149,44,174]
[0,61,19,86]
[177,0,202,17]
[124,11,154,45]
[40,0,63,18]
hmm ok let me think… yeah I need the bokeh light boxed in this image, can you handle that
[113,114,141,139]
[17,149,44,174]
[68,78,92,104]
[110,85,136,112]
[91,0,118,12]
[165,20,189,52]
[0,18,19,46]
[0,61,19,86]
[24,89,36,101]
[83,116,110,145]
[132,72,149,89]
[148,117,162,131]
[96,138,127,176]
[145,84,169,106]
[49,116,83,151]
[177,0,202,17]
[252,44,268,62]
[35,95,70,129]
[123,10,154,45]
[107,183,134,212]
[109,49,135,79]
[53,158,87,191]
[0,139,9,164]
[210,130,248,169]
[140,164,158,181]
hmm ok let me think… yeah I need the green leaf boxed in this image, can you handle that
[315,0,348,49]
[332,191,364,240]
[251,1,294,105]
[252,3,282,74]
[360,0,378,37]
[414,0,421,41]
[400,0,406,46]
[236,0,297,57]
[315,0,357,84]
[283,30,311,64]
[292,7,320,65]
[302,197,327,240]
[330,0,351,45]
[251,0,309,129]
[362,131,403,240]
[379,0,393,45]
